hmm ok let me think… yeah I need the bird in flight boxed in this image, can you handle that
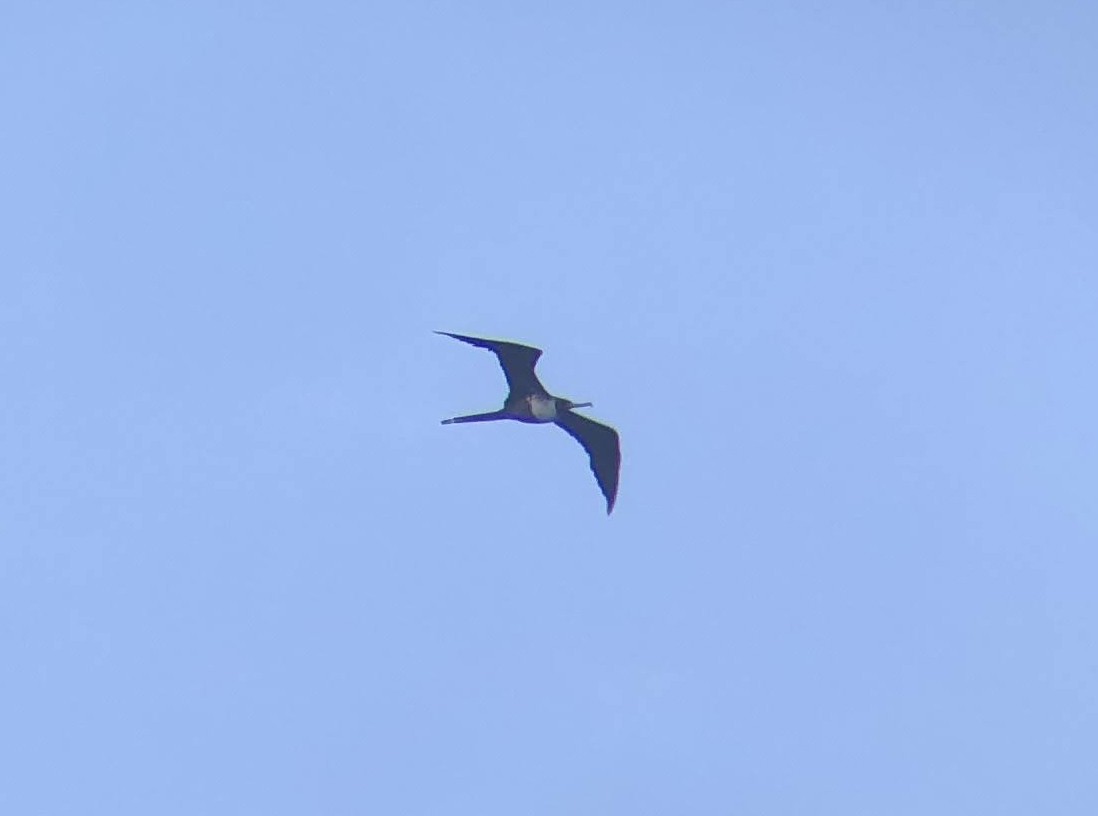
[436,331,621,513]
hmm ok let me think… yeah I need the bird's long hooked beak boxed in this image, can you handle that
[570,401,593,409]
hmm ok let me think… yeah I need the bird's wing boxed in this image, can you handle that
[436,331,548,397]
[554,411,621,514]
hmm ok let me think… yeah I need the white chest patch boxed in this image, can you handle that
[529,395,558,421]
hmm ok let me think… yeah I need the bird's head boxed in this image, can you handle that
[560,398,593,411]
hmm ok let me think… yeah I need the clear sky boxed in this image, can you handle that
[3,2,1096,813]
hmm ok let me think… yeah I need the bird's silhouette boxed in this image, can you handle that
[437,331,621,513]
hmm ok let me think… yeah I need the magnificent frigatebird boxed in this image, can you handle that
[436,331,621,514]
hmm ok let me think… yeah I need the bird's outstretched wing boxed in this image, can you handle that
[435,331,548,397]
[554,410,621,514]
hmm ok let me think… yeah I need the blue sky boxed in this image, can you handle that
[3,2,1096,813]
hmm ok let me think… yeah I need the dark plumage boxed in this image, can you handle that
[436,331,621,513]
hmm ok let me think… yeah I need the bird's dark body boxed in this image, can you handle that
[504,394,558,423]
[436,331,621,513]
